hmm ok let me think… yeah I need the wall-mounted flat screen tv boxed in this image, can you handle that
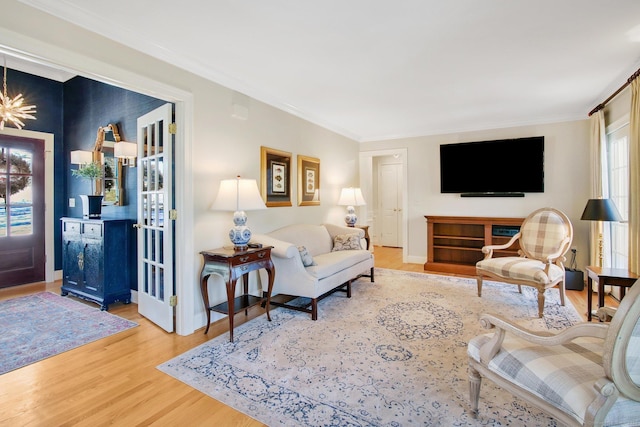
[440,136,544,196]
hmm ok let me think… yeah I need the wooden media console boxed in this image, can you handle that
[424,215,524,276]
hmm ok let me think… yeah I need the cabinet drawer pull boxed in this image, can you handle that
[257,252,265,258]
[239,256,250,263]
[77,252,84,271]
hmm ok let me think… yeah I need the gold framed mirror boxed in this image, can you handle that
[93,123,124,206]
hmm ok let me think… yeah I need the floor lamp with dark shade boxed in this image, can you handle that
[580,198,623,267]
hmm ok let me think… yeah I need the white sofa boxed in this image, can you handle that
[252,223,374,320]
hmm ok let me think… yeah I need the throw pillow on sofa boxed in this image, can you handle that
[298,246,316,266]
[332,233,361,251]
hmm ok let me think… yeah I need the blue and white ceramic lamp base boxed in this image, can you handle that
[344,206,357,227]
[229,210,252,250]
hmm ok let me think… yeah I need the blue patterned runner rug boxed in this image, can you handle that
[0,292,137,375]
[158,269,581,426]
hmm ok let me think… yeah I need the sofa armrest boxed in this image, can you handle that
[251,234,298,259]
[254,233,318,298]
[477,313,608,363]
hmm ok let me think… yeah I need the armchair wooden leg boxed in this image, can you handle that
[468,363,482,416]
[370,267,375,282]
[476,276,483,297]
[311,299,318,321]
[537,289,545,318]
[558,282,566,307]
[346,280,352,298]
[517,285,522,294]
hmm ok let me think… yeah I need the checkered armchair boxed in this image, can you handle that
[476,207,573,318]
[468,279,640,426]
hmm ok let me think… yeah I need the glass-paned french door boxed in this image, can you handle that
[137,104,174,332]
[607,121,629,270]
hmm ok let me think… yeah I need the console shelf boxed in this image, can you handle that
[424,215,524,276]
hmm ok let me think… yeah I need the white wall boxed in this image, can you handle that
[360,119,592,268]
[193,88,361,325]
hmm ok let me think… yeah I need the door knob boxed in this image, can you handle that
[133,223,142,229]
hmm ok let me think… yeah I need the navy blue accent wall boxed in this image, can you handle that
[7,70,64,270]
[64,76,166,222]
[7,69,166,273]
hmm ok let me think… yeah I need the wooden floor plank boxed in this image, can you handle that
[0,246,618,425]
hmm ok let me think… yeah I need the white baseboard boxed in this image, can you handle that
[406,255,425,264]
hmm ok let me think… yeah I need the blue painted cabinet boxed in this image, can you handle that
[61,217,136,310]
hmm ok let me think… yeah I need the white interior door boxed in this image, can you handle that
[137,103,174,332]
[379,163,402,247]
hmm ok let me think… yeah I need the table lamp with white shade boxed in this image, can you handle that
[211,176,266,250]
[337,187,366,227]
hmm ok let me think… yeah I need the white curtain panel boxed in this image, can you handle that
[588,110,606,267]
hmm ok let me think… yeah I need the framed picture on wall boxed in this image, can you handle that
[260,146,292,207]
[297,155,320,206]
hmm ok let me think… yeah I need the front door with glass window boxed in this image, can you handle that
[0,135,45,287]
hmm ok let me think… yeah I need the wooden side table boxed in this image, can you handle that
[586,266,639,321]
[200,246,275,341]
[355,225,370,250]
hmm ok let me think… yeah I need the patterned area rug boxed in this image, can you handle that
[158,269,581,426]
[0,292,137,375]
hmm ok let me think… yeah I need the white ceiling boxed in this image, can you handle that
[14,0,640,142]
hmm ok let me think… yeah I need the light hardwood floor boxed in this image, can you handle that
[0,246,618,426]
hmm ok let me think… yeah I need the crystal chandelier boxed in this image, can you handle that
[0,60,36,130]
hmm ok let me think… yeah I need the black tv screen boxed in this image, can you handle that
[440,136,544,195]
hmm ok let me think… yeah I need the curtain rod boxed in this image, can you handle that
[588,67,640,116]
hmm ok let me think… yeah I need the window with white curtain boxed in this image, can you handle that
[606,119,629,269]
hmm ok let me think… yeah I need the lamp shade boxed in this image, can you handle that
[211,177,266,250]
[114,141,137,159]
[337,187,366,207]
[211,177,266,212]
[70,150,93,165]
[580,198,622,222]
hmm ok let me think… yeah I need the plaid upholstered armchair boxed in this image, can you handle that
[476,207,573,318]
[468,279,640,426]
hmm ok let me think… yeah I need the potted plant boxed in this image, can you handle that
[72,161,103,218]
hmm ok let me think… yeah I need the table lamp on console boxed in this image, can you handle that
[338,187,366,227]
[211,176,266,251]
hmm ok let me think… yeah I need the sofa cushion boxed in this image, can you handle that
[268,224,333,256]
[298,246,316,267]
[468,333,606,424]
[332,233,361,251]
[306,250,371,279]
[476,257,564,285]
